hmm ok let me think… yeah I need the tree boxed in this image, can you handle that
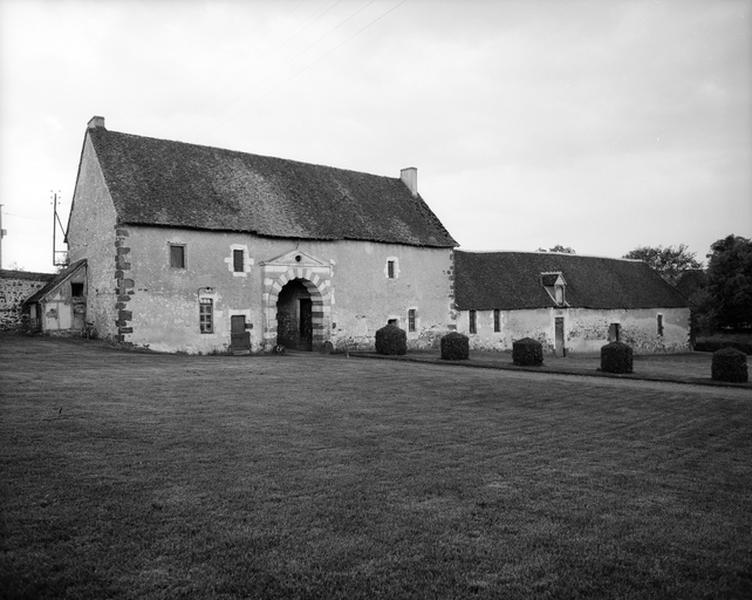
[537,245,576,254]
[698,235,752,330]
[623,244,701,285]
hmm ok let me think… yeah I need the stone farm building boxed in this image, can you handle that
[453,251,690,354]
[64,116,456,353]
[34,116,689,354]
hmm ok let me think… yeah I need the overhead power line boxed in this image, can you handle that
[286,0,378,64]
[277,0,344,51]
[260,0,409,99]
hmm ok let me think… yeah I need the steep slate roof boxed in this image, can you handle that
[24,260,87,306]
[86,126,457,248]
[454,251,688,310]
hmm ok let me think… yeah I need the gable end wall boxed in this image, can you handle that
[66,134,119,340]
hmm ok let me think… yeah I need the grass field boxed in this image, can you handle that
[1,336,751,599]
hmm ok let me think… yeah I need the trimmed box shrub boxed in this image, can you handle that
[375,324,407,356]
[600,341,633,374]
[711,347,748,383]
[441,332,469,360]
[512,337,543,366]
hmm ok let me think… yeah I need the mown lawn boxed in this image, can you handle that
[1,336,751,599]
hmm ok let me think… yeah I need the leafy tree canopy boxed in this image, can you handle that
[623,244,701,285]
[700,234,752,330]
[538,245,576,254]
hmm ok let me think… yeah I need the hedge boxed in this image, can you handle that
[441,332,469,360]
[375,324,407,356]
[600,341,633,374]
[711,347,748,383]
[512,337,543,366]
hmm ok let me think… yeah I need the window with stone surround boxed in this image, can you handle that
[469,310,477,334]
[657,313,664,336]
[170,244,186,269]
[233,249,244,272]
[408,308,417,332]
[493,309,501,332]
[226,244,252,276]
[385,256,400,279]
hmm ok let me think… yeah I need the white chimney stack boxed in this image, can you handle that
[400,167,418,197]
[87,115,105,129]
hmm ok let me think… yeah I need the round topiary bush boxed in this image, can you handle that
[375,324,407,356]
[600,341,633,374]
[512,337,543,366]
[441,331,469,360]
[711,347,748,383]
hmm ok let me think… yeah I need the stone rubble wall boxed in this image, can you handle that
[0,270,54,331]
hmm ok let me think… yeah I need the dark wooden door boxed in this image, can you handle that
[299,298,312,351]
[230,315,250,352]
[555,317,566,357]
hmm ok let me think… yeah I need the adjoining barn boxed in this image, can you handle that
[0,269,55,331]
[453,251,690,354]
[65,116,457,353]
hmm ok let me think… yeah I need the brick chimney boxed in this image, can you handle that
[400,167,418,197]
[87,115,105,129]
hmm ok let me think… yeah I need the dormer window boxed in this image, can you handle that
[541,272,567,306]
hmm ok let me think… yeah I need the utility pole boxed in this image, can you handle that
[51,191,67,267]
[0,204,6,269]
[52,192,56,266]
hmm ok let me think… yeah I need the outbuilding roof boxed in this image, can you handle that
[85,125,457,248]
[23,260,87,306]
[454,251,688,310]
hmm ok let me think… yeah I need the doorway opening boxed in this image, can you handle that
[230,315,251,353]
[555,316,566,357]
[276,279,313,350]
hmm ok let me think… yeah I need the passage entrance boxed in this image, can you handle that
[276,279,313,350]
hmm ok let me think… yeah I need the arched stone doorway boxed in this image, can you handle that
[276,279,313,350]
[260,249,333,352]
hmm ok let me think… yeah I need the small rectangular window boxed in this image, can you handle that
[408,309,416,332]
[71,282,84,297]
[493,309,500,333]
[387,260,395,279]
[608,322,621,342]
[657,314,664,336]
[199,298,213,333]
[170,244,186,269]
[233,249,244,272]
[469,310,477,334]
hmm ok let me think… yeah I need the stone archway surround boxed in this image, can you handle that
[261,265,332,351]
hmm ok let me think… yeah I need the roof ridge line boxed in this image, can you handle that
[98,128,402,181]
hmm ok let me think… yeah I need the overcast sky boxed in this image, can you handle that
[1,0,750,273]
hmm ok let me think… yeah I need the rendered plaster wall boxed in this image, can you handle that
[118,226,454,353]
[457,308,551,351]
[0,271,52,330]
[565,307,690,353]
[459,306,690,354]
[66,134,119,340]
